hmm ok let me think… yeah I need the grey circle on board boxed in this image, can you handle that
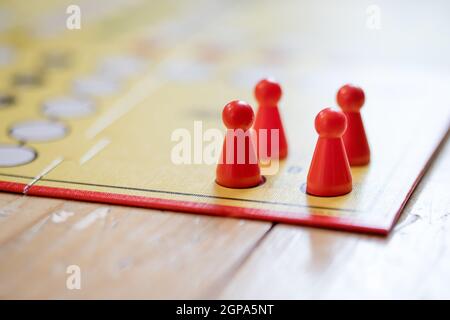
[9,120,68,142]
[0,46,15,66]
[99,56,143,80]
[73,76,119,97]
[0,144,36,167]
[161,59,213,82]
[299,183,307,194]
[43,51,70,69]
[0,93,15,109]
[12,72,43,87]
[42,97,95,119]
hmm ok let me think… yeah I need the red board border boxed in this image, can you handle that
[0,180,389,235]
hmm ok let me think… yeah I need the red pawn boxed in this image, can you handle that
[337,84,370,166]
[216,100,263,188]
[307,108,352,197]
[253,78,288,160]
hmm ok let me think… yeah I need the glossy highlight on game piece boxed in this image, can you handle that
[307,108,352,197]
[216,100,263,188]
[337,84,370,166]
[253,78,288,160]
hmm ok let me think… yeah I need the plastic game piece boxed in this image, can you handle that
[253,78,288,160]
[216,100,263,188]
[337,84,370,166]
[307,108,352,197]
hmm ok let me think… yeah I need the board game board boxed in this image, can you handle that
[0,0,449,235]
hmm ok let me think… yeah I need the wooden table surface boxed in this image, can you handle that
[0,133,448,299]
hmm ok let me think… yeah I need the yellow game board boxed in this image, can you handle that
[0,0,449,234]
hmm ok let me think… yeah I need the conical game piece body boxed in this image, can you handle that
[337,84,370,166]
[307,108,352,197]
[253,78,288,160]
[216,100,263,188]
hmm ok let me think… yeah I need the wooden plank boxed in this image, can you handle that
[0,196,64,245]
[0,197,271,299]
[219,138,450,299]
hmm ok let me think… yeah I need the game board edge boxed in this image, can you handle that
[0,180,389,236]
[387,125,450,233]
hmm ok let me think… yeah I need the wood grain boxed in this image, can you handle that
[219,137,450,299]
[0,196,271,299]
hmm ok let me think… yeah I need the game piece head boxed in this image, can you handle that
[222,100,254,130]
[254,78,282,106]
[337,84,365,112]
[315,108,347,138]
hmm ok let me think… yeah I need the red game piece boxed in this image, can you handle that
[253,78,288,160]
[337,84,370,166]
[307,108,352,197]
[216,100,263,188]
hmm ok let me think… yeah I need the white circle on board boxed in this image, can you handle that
[230,66,286,89]
[10,120,68,142]
[73,76,119,97]
[42,97,95,119]
[0,45,15,65]
[160,59,213,82]
[0,144,36,167]
[99,56,144,80]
